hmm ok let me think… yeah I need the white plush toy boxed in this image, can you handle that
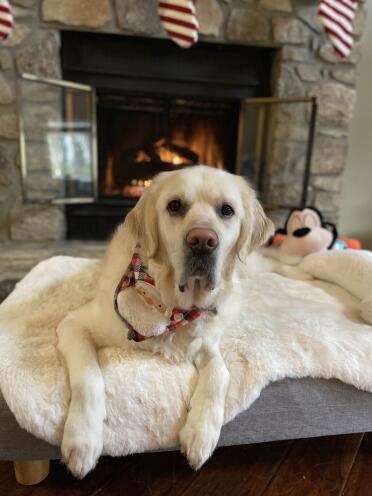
[116,282,171,340]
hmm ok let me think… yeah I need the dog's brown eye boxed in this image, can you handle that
[220,204,234,218]
[167,199,182,214]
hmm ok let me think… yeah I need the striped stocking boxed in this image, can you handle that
[0,0,13,41]
[158,0,199,49]
[318,0,360,58]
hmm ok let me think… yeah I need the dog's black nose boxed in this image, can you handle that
[293,227,311,238]
[186,228,219,254]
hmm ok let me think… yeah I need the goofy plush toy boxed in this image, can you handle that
[272,207,338,257]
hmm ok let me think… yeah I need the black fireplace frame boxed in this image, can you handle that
[61,31,274,100]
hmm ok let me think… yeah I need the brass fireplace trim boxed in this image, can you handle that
[236,96,318,209]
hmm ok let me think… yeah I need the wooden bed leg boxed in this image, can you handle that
[13,459,50,485]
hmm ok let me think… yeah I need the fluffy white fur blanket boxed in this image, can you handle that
[1,251,372,456]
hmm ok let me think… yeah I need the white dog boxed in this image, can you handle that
[57,165,274,478]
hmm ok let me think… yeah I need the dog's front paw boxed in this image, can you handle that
[61,412,103,479]
[179,417,221,470]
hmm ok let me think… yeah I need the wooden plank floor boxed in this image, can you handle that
[1,433,372,496]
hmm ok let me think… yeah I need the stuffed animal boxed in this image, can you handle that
[271,207,338,257]
[116,281,171,340]
[270,207,362,257]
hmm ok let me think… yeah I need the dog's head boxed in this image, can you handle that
[125,166,273,309]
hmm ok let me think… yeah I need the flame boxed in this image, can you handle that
[150,138,189,165]
[135,122,224,168]
[171,121,224,169]
[103,120,224,197]
[136,150,151,162]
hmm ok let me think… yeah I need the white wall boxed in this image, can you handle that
[339,10,372,248]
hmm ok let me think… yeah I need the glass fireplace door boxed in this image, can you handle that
[18,73,97,204]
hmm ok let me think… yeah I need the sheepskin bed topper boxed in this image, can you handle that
[1,250,372,456]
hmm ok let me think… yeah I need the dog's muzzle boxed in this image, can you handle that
[180,228,219,291]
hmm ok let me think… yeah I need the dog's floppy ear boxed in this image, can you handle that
[236,177,274,259]
[250,198,275,252]
[124,185,159,259]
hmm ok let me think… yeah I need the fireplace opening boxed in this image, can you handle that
[60,32,274,239]
[98,95,239,199]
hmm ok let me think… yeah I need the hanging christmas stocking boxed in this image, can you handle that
[318,0,360,58]
[0,0,13,41]
[158,0,199,48]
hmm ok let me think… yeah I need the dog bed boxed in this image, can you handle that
[0,251,372,457]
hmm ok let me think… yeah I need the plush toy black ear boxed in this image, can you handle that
[324,222,338,249]
[306,206,338,249]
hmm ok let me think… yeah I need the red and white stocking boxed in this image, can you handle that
[0,0,13,41]
[158,0,199,49]
[318,0,360,58]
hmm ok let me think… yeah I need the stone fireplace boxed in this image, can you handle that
[0,0,367,259]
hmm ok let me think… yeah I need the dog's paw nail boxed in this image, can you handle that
[179,420,219,471]
[62,438,102,479]
[61,413,103,479]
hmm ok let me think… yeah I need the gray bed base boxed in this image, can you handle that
[1,377,372,462]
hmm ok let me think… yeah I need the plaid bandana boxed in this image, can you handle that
[114,246,206,342]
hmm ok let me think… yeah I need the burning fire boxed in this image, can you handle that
[154,139,185,165]
[171,121,224,169]
[103,122,224,197]
[125,178,152,197]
